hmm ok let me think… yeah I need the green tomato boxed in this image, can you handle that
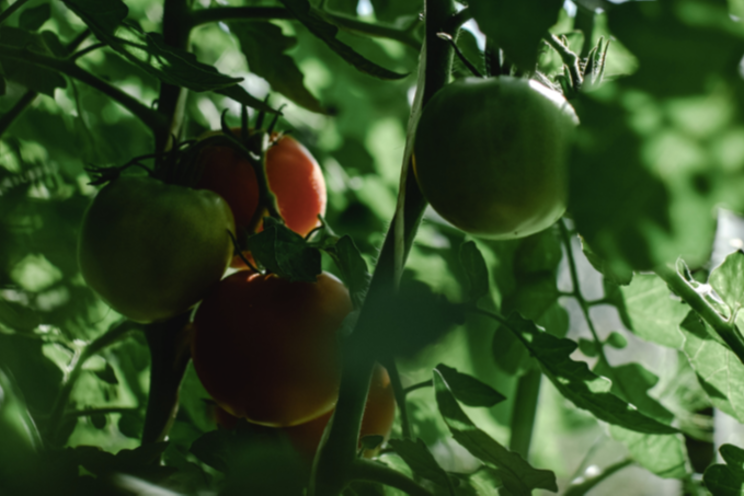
[78,176,235,323]
[413,76,577,239]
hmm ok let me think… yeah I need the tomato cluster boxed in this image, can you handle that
[78,128,386,459]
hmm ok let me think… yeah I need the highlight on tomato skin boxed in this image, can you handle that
[191,270,352,427]
[195,127,327,241]
[211,363,396,460]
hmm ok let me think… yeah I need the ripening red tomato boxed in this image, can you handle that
[211,364,396,460]
[192,271,352,427]
[284,363,396,459]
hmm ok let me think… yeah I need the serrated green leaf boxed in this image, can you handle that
[704,444,744,496]
[593,361,674,423]
[63,0,128,36]
[387,438,451,488]
[249,218,322,282]
[230,22,324,114]
[433,370,557,495]
[434,363,505,407]
[322,234,370,309]
[609,426,688,479]
[580,235,633,286]
[618,273,687,349]
[504,313,677,434]
[709,251,744,319]
[679,311,744,422]
[452,29,485,80]
[278,0,408,80]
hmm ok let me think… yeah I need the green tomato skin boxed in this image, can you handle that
[78,176,235,323]
[413,76,577,239]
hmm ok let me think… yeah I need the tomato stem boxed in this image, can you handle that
[508,367,541,459]
[379,356,412,439]
[141,312,192,448]
[655,261,744,366]
[309,0,457,493]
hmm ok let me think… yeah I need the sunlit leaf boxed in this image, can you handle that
[434,369,558,495]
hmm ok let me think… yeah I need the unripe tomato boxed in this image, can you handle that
[413,76,577,239]
[195,129,327,238]
[284,363,396,460]
[192,271,352,427]
[78,176,235,324]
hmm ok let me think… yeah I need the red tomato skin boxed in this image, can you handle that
[195,130,327,238]
[192,271,351,427]
[219,364,396,460]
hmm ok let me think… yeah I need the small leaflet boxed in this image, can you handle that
[433,369,558,495]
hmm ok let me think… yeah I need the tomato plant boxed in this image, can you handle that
[413,76,577,239]
[191,271,352,427]
[78,176,235,323]
[195,128,327,238]
[6,0,744,495]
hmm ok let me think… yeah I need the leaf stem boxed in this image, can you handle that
[156,0,191,152]
[380,357,411,439]
[508,367,541,459]
[404,379,433,395]
[545,34,582,90]
[0,0,28,25]
[564,458,633,496]
[348,459,433,496]
[309,0,456,493]
[0,44,168,134]
[45,321,135,445]
[558,221,632,399]
[655,263,744,365]
[188,6,421,49]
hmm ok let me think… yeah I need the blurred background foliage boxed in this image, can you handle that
[2,0,743,494]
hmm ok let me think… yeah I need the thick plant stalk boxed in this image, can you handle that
[308,0,456,494]
[141,312,192,445]
[155,0,191,153]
